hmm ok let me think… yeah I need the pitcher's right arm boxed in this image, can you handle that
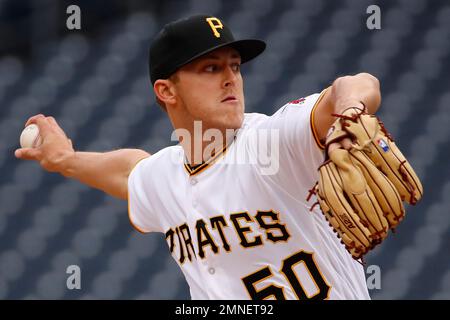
[15,114,150,200]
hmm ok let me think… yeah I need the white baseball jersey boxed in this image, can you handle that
[128,90,370,300]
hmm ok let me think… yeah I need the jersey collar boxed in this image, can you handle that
[183,130,239,176]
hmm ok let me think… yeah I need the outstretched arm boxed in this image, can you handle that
[14,114,150,200]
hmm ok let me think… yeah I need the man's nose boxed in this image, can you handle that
[223,66,237,88]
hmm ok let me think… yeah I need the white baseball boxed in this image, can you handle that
[20,124,43,148]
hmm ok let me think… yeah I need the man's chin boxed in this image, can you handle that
[205,112,244,131]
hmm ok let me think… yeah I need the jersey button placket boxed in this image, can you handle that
[190,177,215,275]
[190,178,198,208]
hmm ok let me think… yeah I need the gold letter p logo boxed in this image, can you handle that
[206,17,223,38]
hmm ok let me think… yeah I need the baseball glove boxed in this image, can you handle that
[308,107,423,260]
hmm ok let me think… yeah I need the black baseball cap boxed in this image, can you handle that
[149,14,266,85]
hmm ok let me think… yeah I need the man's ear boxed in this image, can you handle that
[154,79,177,106]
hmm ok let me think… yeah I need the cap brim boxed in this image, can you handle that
[168,39,266,77]
[226,39,267,64]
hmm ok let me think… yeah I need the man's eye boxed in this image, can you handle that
[232,64,241,71]
[205,65,217,72]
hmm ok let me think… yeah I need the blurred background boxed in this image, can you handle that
[0,0,448,300]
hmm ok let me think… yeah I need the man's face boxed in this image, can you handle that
[174,46,245,131]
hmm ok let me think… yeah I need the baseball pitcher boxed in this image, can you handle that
[15,15,422,300]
